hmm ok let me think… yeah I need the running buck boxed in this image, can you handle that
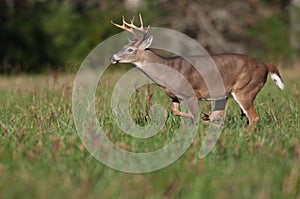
[110,14,284,127]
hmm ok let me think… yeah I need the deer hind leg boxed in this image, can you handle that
[231,92,259,127]
[200,99,227,121]
[210,98,227,121]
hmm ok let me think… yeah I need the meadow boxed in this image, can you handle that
[0,64,299,199]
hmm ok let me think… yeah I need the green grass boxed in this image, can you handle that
[0,66,299,199]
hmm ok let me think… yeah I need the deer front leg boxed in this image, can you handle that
[171,97,200,123]
[171,100,193,119]
[171,99,214,124]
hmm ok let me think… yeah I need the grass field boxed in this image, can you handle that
[0,64,299,199]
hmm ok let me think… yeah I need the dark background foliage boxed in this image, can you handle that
[0,0,299,73]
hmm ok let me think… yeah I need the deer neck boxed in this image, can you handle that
[134,49,168,69]
[133,49,179,94]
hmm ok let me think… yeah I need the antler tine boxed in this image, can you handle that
[138,14,150,33]
[145,24,150,33]
[111,16,137,38]
[111,14,150,40]
[123,16,134,26]
[122,14,149,34]
[138,13,144,31]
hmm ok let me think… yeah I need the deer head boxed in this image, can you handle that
[110,14,153,65]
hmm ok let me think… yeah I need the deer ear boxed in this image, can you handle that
[140,35,153,49]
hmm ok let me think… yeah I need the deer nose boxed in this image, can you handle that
[110,54,119,64]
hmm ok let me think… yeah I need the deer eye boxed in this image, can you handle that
[127,48,134,53]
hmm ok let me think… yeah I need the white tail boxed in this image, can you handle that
[110,14,284,127]
[266,63,285,90]
[270,73,285,90]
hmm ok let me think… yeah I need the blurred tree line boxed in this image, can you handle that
[0,0,299,74]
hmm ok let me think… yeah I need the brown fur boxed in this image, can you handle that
[111,41,284,127]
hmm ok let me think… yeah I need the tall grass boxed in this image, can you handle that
[0,65,299,199]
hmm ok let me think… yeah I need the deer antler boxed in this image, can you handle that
[111,13,150,41]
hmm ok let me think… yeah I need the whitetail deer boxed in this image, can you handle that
[110,14,284,127]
